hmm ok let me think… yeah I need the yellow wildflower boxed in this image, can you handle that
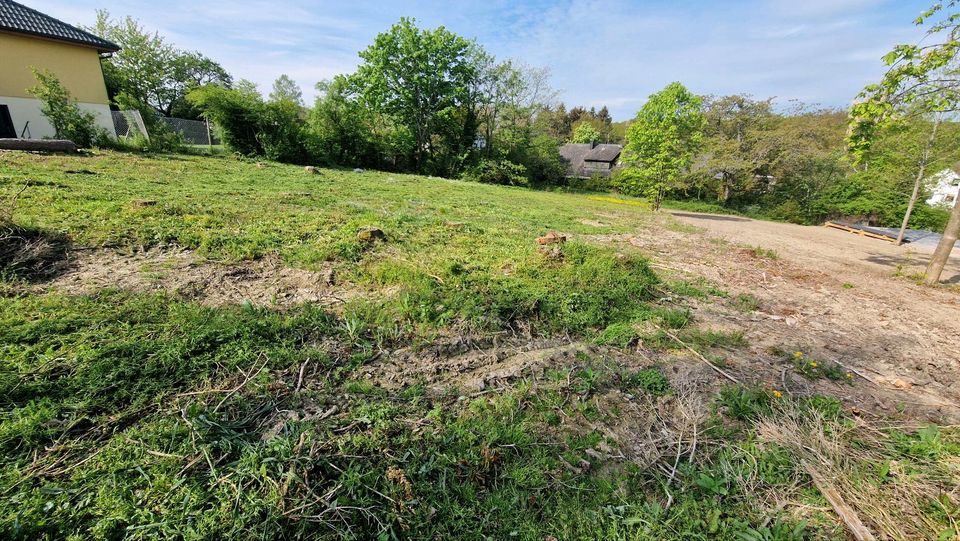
[846,373,853,380]
[810,361,818,368]
[772,390,783,398]
[793,351,803,359]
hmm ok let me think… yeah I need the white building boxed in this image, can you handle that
[926,168,960,207]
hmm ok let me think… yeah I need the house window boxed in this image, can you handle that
[0,106,15,139]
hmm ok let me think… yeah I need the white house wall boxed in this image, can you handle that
[1,96,114,140]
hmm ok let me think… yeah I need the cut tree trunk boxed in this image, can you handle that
[897,116,940,245]
[925,193,960,284]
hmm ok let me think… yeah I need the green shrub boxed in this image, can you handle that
[188,85,267,156]
[28,69,109,148]
[523,134,568,185]
[464,159,529,186]
[612,167,655,198]
[258,100,312,164]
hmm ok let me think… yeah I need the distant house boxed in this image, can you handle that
[0,0,119,140]
[927,168,960,207]
[559,142,623,178]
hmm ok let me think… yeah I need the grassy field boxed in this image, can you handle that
[1,150,957,540]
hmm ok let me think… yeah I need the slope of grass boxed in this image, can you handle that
[1,151,957,540]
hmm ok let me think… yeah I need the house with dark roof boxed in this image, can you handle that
[0,0,118,140]
[559,142,623,178]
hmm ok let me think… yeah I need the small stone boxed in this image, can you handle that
[357,227,386,242]
[353,168,366,173]
[304,166,319,174]
[893,378,912,390]
[131,199,157,208]
[537,231,567,245]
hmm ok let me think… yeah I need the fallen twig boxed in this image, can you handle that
[294,360,310,393]
[664,330,739,384]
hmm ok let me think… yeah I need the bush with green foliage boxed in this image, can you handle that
[188,85,265,156]
[258,100,313,164]
[28,69,109,148]
[463,159,529,186]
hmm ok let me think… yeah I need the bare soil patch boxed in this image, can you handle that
[36,248,360,308]
[654,212,960,421]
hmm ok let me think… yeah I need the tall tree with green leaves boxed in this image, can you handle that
[621,82,705,210]
[86,11,230,118]
[269,74,303,106]
[698,95,778,205]
[351,18,479,174]
[570,122,601,144]
[848,2,960,283]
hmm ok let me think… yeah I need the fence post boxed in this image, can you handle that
[205,118,212,147]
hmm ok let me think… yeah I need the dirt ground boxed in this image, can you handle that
[669,211,960,284]
[36,248,359,309]
[659,212,960,421]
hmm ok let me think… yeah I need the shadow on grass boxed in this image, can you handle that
[0,221,71,282]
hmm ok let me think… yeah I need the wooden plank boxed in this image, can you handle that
[824,222,896,243]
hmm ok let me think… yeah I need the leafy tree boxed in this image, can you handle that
[188,84,265,156]
[28,69,106,147]
[621,82,705,210]
[570,122,601,144]
[309,77,384,167]
[848,1,960,283]
[351,18,479,175]
[87,11,231,119]
[270,74,304,106]
[168,52,233,118]
[697,95,778,205]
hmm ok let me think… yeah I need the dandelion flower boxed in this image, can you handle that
[810,361,818,368]
[772,390,783,398]
[793,351,803,359]
[846,373,853,380]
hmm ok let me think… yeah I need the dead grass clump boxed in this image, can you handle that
[756,407,960,540]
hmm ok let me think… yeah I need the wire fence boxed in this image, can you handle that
[162,117,220,146]
[111,110,148,140]
[111,111,220,146]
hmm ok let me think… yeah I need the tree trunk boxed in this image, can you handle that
[925,194,960,284]
[654,186,665,212]
[897,115,940,245]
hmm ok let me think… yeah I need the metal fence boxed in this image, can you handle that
[111,110,148,139]
[111,111,220,146]
[162,117,219,146]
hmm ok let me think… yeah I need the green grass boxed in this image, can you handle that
[1,151,957,539]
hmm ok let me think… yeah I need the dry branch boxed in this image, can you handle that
[802,460,876,541]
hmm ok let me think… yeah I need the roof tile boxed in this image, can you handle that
[0,0,119,52]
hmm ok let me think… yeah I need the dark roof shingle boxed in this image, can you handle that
[559,143,593,174]
[0,0,119,52]
[584,144,622,163]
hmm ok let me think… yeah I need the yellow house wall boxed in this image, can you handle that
[0,32,110,104]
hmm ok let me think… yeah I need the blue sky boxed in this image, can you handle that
[31,0,929,120]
